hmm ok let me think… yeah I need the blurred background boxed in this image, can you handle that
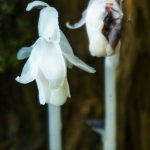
[0,0,150,150]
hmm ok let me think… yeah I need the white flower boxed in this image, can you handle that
[16,1,96,106]
[66,0,123,57]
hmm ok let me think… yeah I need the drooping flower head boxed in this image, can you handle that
[26,1,60,42]
[66,0,123,57]
[16,1,95,106]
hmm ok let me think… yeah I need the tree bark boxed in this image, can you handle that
[117,0,150,150]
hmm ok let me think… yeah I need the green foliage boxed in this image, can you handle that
[0,0,35,72]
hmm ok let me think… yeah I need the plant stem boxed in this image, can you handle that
[48,104,62,150]
[104,54,119,150]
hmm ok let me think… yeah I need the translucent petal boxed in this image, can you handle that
[38,7,60,42]
[59,30,95,73]
[17,38,40,60]
[17,47,31,60]
[36,70,50,105]
[63,53,96,73]
[38,39,66,89]
[66,9,86,29]
[16,39,42,84]
[49,78,70,106]
[59,30,73,68]
[26,0,49,11]
[15,58,37,84]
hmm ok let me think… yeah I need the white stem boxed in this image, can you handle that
[48,104,62,150]
[104,53,119,150]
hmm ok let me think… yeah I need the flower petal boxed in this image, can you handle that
[86,0,106,23]
[60,30,74,55]
[112,1,123,17]
[17,47,31,60]
[17,38,41,60]
[36,70,50,105]
[59,30,74,68]
[15,58,37,84]
[38,7,60,42]
[60,30,95,73]
[86,21,108,57]
[85,0,109,57]
[49,78,70,106]
[66,0,99,29]
[26,0,49,11]
[16,39,42,84]
[38,39,66,89]
[66,9,87,29]
[63,54,96,73]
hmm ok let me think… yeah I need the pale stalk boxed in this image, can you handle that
[104,53,119,150]
[48,104,62,150]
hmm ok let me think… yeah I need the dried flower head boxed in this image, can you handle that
[66,0,123,57]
